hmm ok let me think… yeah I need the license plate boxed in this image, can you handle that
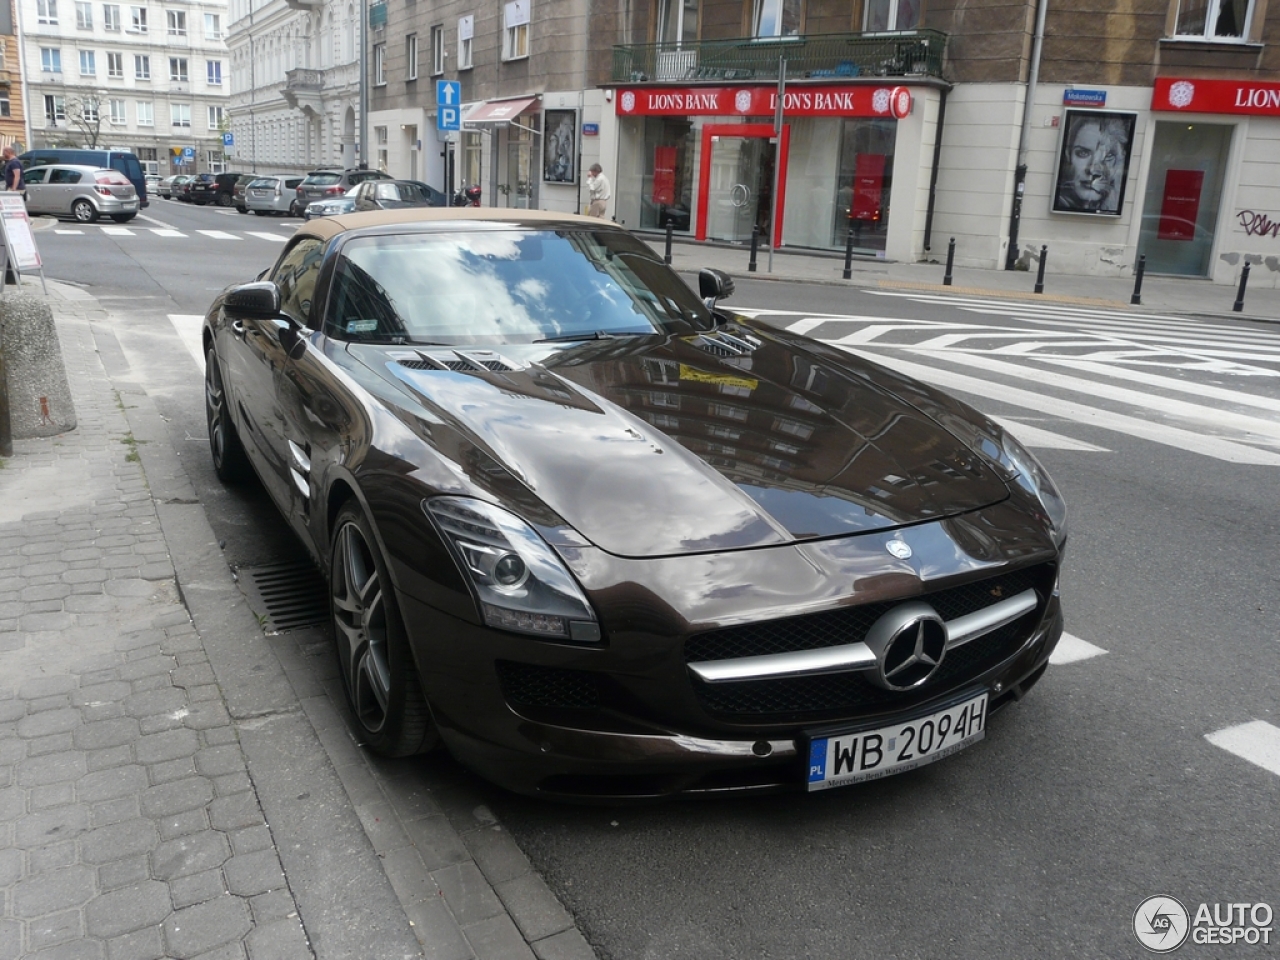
[806,693,988,791]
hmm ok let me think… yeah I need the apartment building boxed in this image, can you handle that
[0,0,30,149]
[17,0,231,174]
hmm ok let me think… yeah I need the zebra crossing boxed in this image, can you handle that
[54,224,288,242]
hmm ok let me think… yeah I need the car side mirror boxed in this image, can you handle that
[224,281,282,318]
[698,268,735,313]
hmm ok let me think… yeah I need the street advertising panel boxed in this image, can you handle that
[1052,109,1137,216]
[0,193,42,271]
[543,109,577,183]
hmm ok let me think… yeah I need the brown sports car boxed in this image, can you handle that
[203,209,1067,799]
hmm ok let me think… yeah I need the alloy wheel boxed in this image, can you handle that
[332,520,392,734]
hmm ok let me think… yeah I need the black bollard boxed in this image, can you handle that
[1233,261,1251,313]
[1130,254,1146,306]
[1034,245,1047,294]
[748,226,760,273]
[943,237,956,286]
[842,225,855,280]
[664,222,674,265]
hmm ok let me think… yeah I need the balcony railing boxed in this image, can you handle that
[285,68,323,92]
[612,30,946,84]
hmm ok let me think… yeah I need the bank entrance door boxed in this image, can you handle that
[696,124,790,248]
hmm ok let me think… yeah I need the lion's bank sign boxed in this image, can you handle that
[614,85,913,119]
[1154,77,1280,115]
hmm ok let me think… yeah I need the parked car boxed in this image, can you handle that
[202,208,1067,800]
[188,172,243,207]
[20,148,148,206]
[166,175,194,200]
[245,175,306,216]
[145,174,161,197]
[302,193,355,220]
[157,175,181,199]
[179,173,215,203]
[23,164,139,223]
[292,168,391,217]
[351,179,448,211]
[232,173,259,213]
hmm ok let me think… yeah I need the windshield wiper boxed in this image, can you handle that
[533,330,652,343]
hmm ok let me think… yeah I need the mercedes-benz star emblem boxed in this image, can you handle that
[886,539,912,560]
[864,603,948,691]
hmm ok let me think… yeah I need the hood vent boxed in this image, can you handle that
[390,349,519,372]
[686,329,763,358]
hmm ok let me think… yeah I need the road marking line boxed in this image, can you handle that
[151,229,186,238]
[1049,633,1108,665]
[197,230,240,240]
[1206,721,1280,778]
[138,213,174,227]
[838,347,1280,465]
[169,314,205,369]
[101,227,134,236]
[1040,357,1280,411]
[992,417,1109,452]
[246,232,287,242]
[54,229,85,235]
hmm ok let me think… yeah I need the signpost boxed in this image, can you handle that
[222,131,235,156]
[436,80,461,132]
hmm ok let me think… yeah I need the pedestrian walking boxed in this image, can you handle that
[586,163,611,219]
[3,145,24,195]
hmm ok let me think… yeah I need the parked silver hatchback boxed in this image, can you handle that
[245,175,305,216]
[23,164,139,223]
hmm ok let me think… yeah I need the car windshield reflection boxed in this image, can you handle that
[325,229,714,346]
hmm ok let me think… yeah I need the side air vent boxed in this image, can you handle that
[390,350,519,372]
[686,329,763,358]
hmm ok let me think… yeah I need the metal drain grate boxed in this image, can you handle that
[236,560,329,632]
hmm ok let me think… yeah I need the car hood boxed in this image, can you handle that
[352,326,1011,558]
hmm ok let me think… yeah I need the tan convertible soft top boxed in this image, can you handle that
[295,206,609,243]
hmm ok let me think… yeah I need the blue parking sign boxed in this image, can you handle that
[222,131,234,147]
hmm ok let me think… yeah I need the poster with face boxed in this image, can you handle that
[543,110,577,184]
[1052,110,1137,216]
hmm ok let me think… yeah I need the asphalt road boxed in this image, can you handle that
[37,218,1280,960]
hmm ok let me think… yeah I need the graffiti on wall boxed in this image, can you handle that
[1238,211,1280,238]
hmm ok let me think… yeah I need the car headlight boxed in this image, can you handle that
[977,429,1068,548]
[424,497,601,643]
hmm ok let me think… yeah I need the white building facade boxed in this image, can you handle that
[17,0,231,173]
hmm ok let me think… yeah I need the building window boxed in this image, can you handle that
[376,126,388,173]
[754,0,801,36]
[134,53,150,78]
[41,48,62,73]
[206,60,222,85]
[171,103,191,127]
[863,0,917,31]
[207,105,224,128]
[406,33,418,80]
[80,98,100,121]
[167,9,186,35]
[44,94,67,123]
[503,1,530,60]
[458,15,473,69]
[136,100,153,125]
[75,1,92,28]
[657,0,698,43]
[204,12,220,38]
[169,57,188,81]
[1173,0,1252,39]
[79,50,96,76]
[37,0,58,24]
[431,25,444,75]
[103,3,120,29]
[107,51,123,77]
[128,5,146,32]
[373,42,385,85]
[109,98,126,123]
[0,97,9,118]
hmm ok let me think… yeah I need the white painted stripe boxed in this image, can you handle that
[992,417,1109,452]
[54,229,85,235]
[197,230,240,240]
[1041,357,1280,412]
[151,229,186,238]
[1206,721,1280,778]
[900,348,1280,443]
[246,231,287,242]
[168,314,206,369]
[101,227,134,236]
[1049,632,1108,665]
[837,347,1280,465]
[138,213,174,227]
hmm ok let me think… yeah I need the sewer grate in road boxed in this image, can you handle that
[236,560,329,632]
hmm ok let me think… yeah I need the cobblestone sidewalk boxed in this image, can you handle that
[1,301,311,960]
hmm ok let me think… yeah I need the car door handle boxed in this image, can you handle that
[231,320,246,338]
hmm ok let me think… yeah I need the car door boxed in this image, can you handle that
[49,167,83,214]
[22,167,50,214]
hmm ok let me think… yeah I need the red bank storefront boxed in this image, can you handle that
[1140,77,1280,280]
[610,83,921,256]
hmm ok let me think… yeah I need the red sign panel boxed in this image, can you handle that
[653,146,677,205]
[615,85,907,118]
[1153,77,1280,116]
[1158,169,1204,241]
[851,154,887,222]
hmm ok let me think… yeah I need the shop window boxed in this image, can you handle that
[1172,0,1252,40]
[864,0,920,32]
[753,0,801,37]
[639,116,695,233]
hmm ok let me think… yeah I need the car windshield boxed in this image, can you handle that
[326,228,713,346]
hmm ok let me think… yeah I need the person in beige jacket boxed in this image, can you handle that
[586,163,611,218]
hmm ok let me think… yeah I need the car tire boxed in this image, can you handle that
[254,210,268,216]
[216,193,233,207]
[330,503,439,757]
[204,346,253,484]
[237,205,249,214]
[110,214,136,223]
[289,201,303,218]
[71,199,98,223]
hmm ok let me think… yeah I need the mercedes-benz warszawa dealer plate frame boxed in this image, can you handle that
[203,208,1068,800]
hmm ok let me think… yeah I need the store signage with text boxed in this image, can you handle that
[615,85,911,118]
[1153,77,1280,115]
